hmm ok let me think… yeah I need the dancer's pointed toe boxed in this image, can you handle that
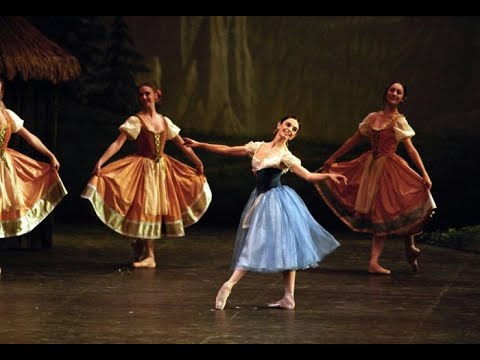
[215,283,232,310]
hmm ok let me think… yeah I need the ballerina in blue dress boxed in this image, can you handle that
[183,115,347,310]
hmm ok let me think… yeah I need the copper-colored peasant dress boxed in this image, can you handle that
[0,108,67,238]
[81,115,212,239]
[316,112,436,236]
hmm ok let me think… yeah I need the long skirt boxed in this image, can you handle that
[231,185,340,273]
[0,149,67,238]
[82,154,211,239]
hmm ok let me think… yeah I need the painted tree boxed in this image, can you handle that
[101,16,148,114]
[27,16,108,104]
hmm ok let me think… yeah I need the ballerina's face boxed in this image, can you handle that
[138,85,161,108]
[276,117,299,141]
[384,83,405,106]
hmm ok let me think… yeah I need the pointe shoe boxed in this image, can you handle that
[406,246,420,272]
[368,265,391,275]
[267,297,295,310]
[132,257,156,269]
[215,283,232,310]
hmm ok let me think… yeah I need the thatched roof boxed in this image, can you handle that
[0,16,81,83]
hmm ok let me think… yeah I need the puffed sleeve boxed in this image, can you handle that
[163,116,181,140]
[6,109,24,133]
[393,116,415,142]
[119,116,141,140]
[281,152,301,172]
[244,141,262,157]
[358,112,375,136]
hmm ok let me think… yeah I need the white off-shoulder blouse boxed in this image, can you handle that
[358,112,415,142]
[245,141,301,174]
[119,115,181,140]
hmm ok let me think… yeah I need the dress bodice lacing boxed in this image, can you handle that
[134,115,167,162]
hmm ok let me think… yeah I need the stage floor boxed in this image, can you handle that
[0,224,478,344]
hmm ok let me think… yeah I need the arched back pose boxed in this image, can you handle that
[184,115,347,310]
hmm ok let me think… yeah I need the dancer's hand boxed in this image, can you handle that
[50,155,60,171]
[329,173,347,185]
[183,138,199,148]
[423,173,432,190]
[195,162,204,175]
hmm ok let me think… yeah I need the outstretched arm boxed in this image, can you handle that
[323,130,363,167]
[183,137,249,157]
[92,132,128,175]
[402,137,432,189]
[291,163,348,185]
[16,127,60,170]
[172,135,205,175]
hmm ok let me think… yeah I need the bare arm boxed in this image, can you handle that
[172,135,204,175]
[183,137,249,157]
[291,163,348,185]
[93,132,128,175]
[323,130,363,167]
[16,127,60,170]
[402,137,432,189]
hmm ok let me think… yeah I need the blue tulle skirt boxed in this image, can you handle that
[231,185,340,273]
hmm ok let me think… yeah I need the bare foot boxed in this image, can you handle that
[406,246,420,272]
[133,257,156,269]
[267,296,295,310]
[131,240,146,262]
[368,265,391,275]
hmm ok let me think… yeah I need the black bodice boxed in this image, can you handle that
[255,168,282,193]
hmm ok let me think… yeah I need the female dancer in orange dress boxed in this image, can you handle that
[316,82,435,274]
[82,82,211,268]
[0,78,67,243]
